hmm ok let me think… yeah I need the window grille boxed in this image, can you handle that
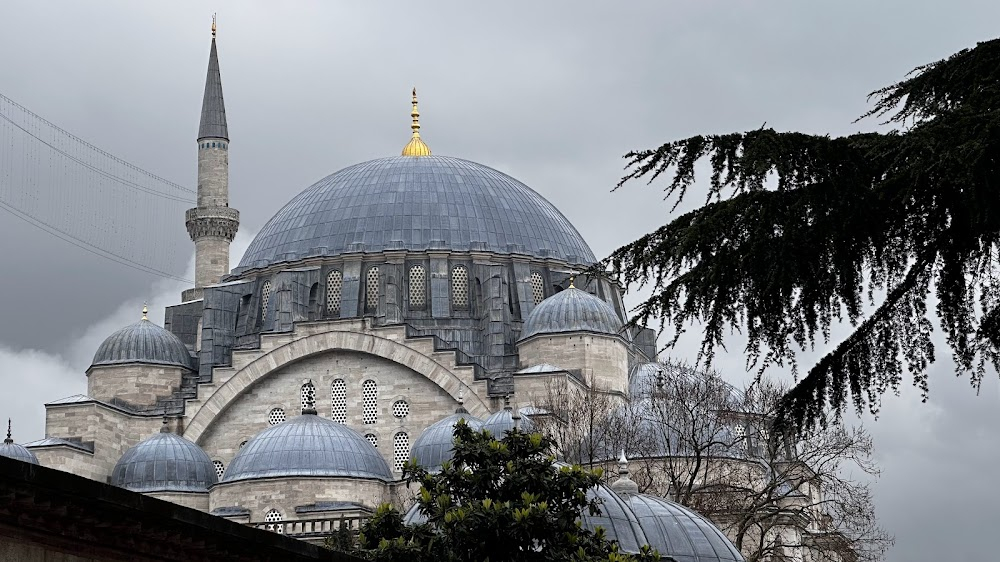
[362,380,378,425]
[331,379,347,423]
[263,509,283,522]
[261,280,272,317]
[213,460,225,480]
[409,265,426,307]
[529,272,544,304]
[392,400,409,419]
[365,433,378,448]
[366,267,380,310]
[452,265,469,308]
[326,270,343,314]
[267,407,286,426]
[301,381,316,410]
[393,432,410,472]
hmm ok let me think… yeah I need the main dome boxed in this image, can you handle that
[237,156,596,272]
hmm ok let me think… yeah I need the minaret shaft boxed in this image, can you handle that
[184,30,238,301]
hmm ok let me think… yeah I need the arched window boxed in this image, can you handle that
[362,379,378,425]
[326,270,343,314]
[409,265,426,308]
[212,460,225,480]
[301,381,316,411]
[267,407,285,426]
[366,267,380,311]
[452,265,469,308]
[261,280,272,318]
[365,433,378,448]
[239,440,248,449]
[263,508,284,533]
[331,379,347,423]
[308,282,319,320]
[529,272,544,305]
[393,432,410,472]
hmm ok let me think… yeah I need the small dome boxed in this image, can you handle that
[481,405,536,437]
[521,287,623,340]
[620,493,745,561]
[411,411,483,471]
[111,431,217,492]
[223,413,392,482]
[1,425,39,465]
[91,319,193,370]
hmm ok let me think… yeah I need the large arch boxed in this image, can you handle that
[184,329,488,444]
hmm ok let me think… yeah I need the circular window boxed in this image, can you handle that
[268,407,286,426]
[392,400,409,419]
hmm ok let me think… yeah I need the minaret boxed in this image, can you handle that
[184,16,239,301]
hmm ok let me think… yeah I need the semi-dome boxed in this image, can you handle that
[223,412,392,482]
[91,316,193,370]
[620,492,745,562]
[111,430,216,493]
[236,156,596,273]
[521,286,623,340]
[1,423,39,465]
[411,409,483,471]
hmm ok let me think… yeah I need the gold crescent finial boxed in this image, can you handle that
[401,87,432,156]
[142,302,148,321]
[568,276,576,289]
[212,14,217,38]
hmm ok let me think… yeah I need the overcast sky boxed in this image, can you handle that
[2,2,999,560]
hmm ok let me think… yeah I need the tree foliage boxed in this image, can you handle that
[349,422,660,562]
[605,38,1000,430]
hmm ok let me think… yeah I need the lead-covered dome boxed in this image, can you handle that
[521,287,623,340]
[1,425,39,465]
[620,492,745,561]
[91,319,193,370]
[411,410,483,471]
[111,431,217,492]
[223,412,392,482]
[236,156,596,273]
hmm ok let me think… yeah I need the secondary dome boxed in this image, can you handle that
[521,287,623,340]
[223,412,392,482]
[620,492,745,561]
[91,317,193,370]
[236,156,596,272]
[411,410,483,471]
[481,404,536,437]
[1,423,39,465]
[111,431,217,493]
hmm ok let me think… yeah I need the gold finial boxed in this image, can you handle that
[401,87,432,156]
[211,14,217,38]
[568,276,576,289]
[142,302,148,321]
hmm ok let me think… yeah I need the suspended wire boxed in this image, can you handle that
[0,92,196,283]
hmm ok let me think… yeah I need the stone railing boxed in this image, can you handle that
[249,515,367,538]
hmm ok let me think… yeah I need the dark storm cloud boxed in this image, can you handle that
[1,2,999,560]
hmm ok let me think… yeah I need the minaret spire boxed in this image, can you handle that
[401,87,432,157]
[183,16,239,301]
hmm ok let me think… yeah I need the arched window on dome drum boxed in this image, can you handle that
[263,509,284,532]
[261,280,272,319]
[308,282,319,320]
[409,265,427,308]
[362,379,378,425]
[331,379,347,423]
[529,272,544,305]
[365,267,379,312]
[212,460,225,480]
[326,270,343,315]
[393,432,410,472]
[300,381,316,411]
[452,265,469,309]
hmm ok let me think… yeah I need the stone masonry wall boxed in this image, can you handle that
[195,350,460,479]
[210,477,390,522]
[148,491,210,512]
[87,364,186,407]
[518,333,629,395]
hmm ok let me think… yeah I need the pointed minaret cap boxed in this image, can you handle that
[4,419,12,445]
[610,450,640,495]
[199,15,229,141]
[401,88,431,156]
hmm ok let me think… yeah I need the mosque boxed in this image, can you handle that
[0,25,850,562]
